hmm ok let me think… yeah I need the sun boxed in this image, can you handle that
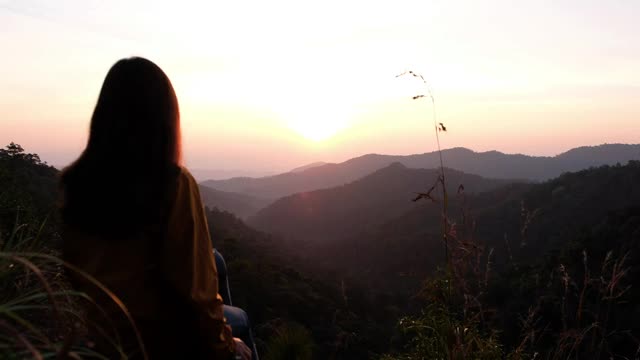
[288,116,346,142]
[280,103,353,142]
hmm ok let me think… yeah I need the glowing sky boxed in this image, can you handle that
[1,0,638,175]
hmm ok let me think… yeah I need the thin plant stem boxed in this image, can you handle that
[396,70,450,286]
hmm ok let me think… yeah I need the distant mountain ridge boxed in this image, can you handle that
[248,163,515,243]
[289,161,329,173]
[202,144,640,200]
[198,185,270,219]
[190,168,275,181]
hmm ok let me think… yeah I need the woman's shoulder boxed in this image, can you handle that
[175,166,201,197]
[176,166,197,183]
[169,166,205,220]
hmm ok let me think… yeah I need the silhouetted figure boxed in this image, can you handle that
[60,57,251,360]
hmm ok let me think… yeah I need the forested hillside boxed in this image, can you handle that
[268,162,640,299]
[323,162,639,359]
[206,208,399,358]
[249,163,515,243]
[0,142,58,231]
[2,143,639,359]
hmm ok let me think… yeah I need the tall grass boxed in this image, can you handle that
[384,189,638,359]
[0,211,145,359]
[262,321,314,360]
[387,75,503,357]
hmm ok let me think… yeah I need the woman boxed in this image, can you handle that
[60,57,252,360]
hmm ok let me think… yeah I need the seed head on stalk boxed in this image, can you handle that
[396,70,450,266]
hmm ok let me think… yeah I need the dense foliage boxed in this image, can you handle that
[207,207,399,359]
[0,142,58,233]
[381,162,640,359]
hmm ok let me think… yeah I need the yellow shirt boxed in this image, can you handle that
[62,167,234,359]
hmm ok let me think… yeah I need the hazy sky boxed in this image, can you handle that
[1,0,638,175]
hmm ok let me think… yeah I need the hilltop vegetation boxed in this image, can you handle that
[0,143,89,358]
[0,142,58,230]
[384,171,640,359]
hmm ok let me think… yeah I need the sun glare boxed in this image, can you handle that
[288,117,346,142]
[280,104,353,142]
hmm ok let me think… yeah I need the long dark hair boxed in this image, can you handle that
[61,57,182,235]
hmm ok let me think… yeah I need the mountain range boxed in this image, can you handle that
[201,144,640,202]
[262,161,640,295]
